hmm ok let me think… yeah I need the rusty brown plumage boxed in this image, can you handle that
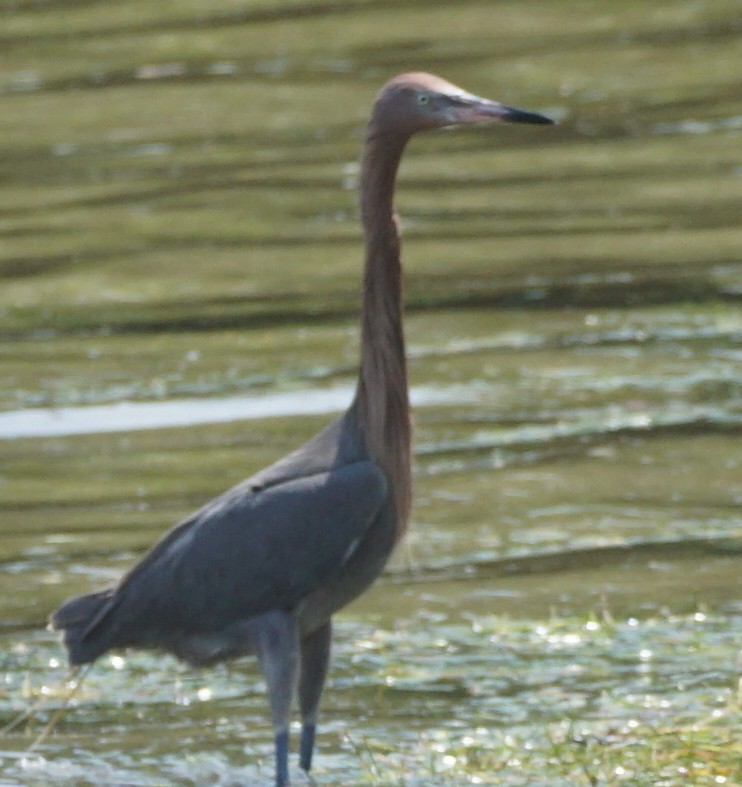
[355,129,412,534]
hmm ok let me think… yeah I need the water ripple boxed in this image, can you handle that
[0,384,478,440]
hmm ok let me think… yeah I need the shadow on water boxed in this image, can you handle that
[3,269,739,339]
[392,535,742,586]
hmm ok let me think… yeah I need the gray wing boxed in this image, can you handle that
[85,459,388,642]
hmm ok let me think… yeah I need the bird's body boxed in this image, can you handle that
[51,72,552,786]
[55,405,395,667]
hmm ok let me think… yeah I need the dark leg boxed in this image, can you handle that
[274,729,290,787]
[253,611,300,787]
[298,620,332,773]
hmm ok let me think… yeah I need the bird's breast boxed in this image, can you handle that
[294,501,397,636]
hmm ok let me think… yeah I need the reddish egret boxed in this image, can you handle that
[51,73,553,786]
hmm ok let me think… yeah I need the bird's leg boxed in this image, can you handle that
[298,620,332,774]
[253,611,300,787]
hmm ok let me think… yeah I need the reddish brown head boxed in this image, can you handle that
[367,72,553,139]
[357,72,553,538]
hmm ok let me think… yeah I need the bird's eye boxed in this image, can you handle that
[416,93,430,106]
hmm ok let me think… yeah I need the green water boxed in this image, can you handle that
[1,0,741,784]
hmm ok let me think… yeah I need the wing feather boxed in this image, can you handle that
[83,460,388,646]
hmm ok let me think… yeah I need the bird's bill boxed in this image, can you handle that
[450,95,554,126]
[500,104,555,125]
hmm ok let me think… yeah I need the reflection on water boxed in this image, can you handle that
[0,384,386,439]
[1,0,741,783]
[2,380,738,441]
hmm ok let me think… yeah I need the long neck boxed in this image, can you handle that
[354,130,412,536]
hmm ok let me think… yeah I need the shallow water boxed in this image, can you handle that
[1,0,741,784]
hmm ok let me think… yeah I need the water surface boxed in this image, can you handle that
[1,0,740,784]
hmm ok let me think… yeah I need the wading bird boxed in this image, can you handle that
[51,72,553,786]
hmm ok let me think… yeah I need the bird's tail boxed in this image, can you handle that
[49,590,115,666]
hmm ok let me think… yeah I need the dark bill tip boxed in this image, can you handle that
[502,106,555,125]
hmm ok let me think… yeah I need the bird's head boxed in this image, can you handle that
[368,72,554,138]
